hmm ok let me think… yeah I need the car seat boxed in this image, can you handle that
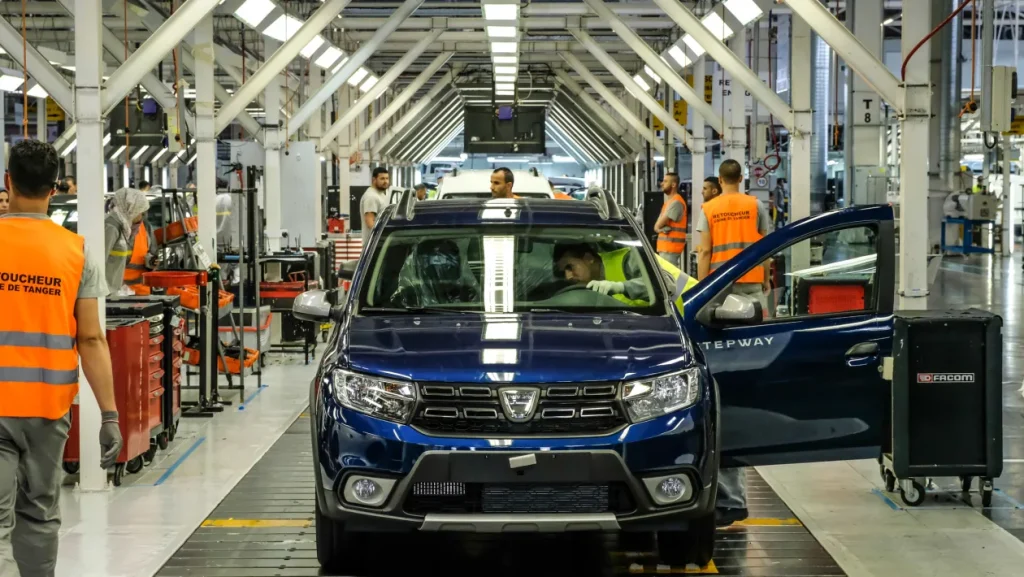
[414,239,478,305]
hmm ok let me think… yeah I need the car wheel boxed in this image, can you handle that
[316,502,355,572]
[656,512,716,568]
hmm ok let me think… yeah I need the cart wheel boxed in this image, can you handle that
[168,423,177,442]
[321,331,328,343]
[143,443,157,465]
[112,464,126,487]
[982,488,993,507]
[900,481,926,506]
[960,476,973,492]
[879,463,886,484]
[126,456,144,474]
[884,471,896,493]
[157,432,169,450]
[62,462,80,475]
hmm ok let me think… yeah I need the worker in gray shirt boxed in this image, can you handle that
[360,167,391,248]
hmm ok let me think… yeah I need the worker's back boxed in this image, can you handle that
[702,193,763,279]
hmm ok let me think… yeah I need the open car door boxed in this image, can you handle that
[683,205,895,467]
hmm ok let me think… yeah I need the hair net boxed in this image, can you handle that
[108,187,150,241]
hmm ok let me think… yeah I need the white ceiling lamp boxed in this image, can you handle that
[315,46,344,69]
[494,65,518,75]
[487,25,517,38]
[150,148,169,163]
[300,35,325,59]
[359,76,379,92]
[61,140,77,157]
[496,89,515,96]
[632,74,651,92]
[492,55,518,64]
[682,35,706,58]
[234,0,275,28]
[347,67,370,87]
[495,83,515,91]
[643,65,662,85]
[27,84,48,99]
[494,75,516,83]
[667,45,691,68]
[491,41,518,53]
[131,145,150,161]
[701,11,734,41]
[724,0,763,26]
[482,2,518,21]
[263,14,302,42]
[332,56,350,74]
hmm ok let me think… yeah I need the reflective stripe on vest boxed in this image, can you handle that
[123,221,149,284]
[656,193,687,254]
[702,194,764,284]
[0,217,85,419]
[600,248,649,307]
[655,254,697,315]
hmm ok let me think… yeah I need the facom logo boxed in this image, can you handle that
[917,373,975,383]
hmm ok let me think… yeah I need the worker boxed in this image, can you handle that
[103,187,152,297]
[549,179,573,200]
[360,167,390,247]
[0,189,9,216]
[0,140,122,577]
[653,172,687,268]
[414,183,428,202]
[56,176,76,195]
[702,176,722,203]
[138,180,151,193]
[696,158,771,528]
[972,176,985,194]
[490,167,518,199]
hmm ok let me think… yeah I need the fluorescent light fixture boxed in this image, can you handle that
[26,84,48,99]
[552,155,576,163]
[61,65,76,72]
[494,75,516,83]
[61,140,77,157]
[881,17,896,26]
[315,46,343,68]
[300,35,325,59]
[347,67,369,87]
[359,76,378,92]
[495,83,515,91]
[487,25,517,38]
[724,0,763,26]
[150,148,169,163]
[332,56,350,74]
[483,4,518,21]
[234,0,275,28]
[494,65,518,75]
[492,55,518,64]
[263,14,302,42]
[131,145,150,161]
[491,41,518,53]
[632,74,651,91]
[682,35,706,58]
[108,145,126,160]
[668,45,691,68]
[644,65,662,84]
[102,133,111,145]
[701,12,733,41]
[0,75,24,92]
[496,89,515,96]
[187,153,198,166]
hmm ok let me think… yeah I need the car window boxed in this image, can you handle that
[358,226,666,315]
[720,225,879,321]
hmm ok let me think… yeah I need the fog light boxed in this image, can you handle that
[341,475,396,508]
[642,473,693,506]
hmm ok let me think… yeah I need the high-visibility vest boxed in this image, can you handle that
[600,248,649,307]
[123,222,152,295]
[702,193,764,284]
[656,193,687,254]
[0,216,85,419]
[655,255,698,315]
[553,192,573,200]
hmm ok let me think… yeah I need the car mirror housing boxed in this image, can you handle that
[339,259,358,281]
[711,294,764,325]
[293,289,333,322]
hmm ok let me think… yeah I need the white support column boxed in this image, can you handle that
[691,56,707,247]
[0,19,75,113]
[216,0,352,135]
[264,39,283,252]
[1002,136,1013,256]
[899,0,932,310]
[194,15,216,260]
[561,54,665,156]
[308,67,324,239]
[356,52,453,149]
[727,28,747,177]
[790,15,813,223]
[37,97,47,141]
[845,0,884,205]
[74,0,106,491]
[102,0,221,110]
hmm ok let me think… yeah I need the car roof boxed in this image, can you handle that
[383,198,632,228]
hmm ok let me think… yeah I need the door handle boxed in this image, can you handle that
[845,342,879,357]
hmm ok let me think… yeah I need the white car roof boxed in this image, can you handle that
[438,169,554,197]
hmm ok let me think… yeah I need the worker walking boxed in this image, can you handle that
[0,140,123,577]
[653,172,687,268]
[103,188,152,297]
[695,158,771,528]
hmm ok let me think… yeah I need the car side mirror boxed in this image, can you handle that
[339,260,357,281]
[293,290,333,322]
[698,293,764,326]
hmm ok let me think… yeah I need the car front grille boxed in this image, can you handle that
[403,482,635,516]
[411,383,627,436]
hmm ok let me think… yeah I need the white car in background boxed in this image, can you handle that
[435,168,555,199]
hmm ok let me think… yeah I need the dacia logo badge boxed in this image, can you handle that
[498,387,540,423]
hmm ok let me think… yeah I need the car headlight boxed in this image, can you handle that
[331,369,416,423]
[621,368,701,423]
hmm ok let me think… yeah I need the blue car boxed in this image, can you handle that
[294,190,895,571]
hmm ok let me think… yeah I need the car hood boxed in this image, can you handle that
[341,313,692,384]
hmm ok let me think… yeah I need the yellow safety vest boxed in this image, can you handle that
[599,249,698,313]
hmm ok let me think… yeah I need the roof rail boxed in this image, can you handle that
[450,167,459,177]
[585,184,623,221]
[393,188,417,221]
[528,167,540,176]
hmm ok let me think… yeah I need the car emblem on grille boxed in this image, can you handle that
[498,387,540,423]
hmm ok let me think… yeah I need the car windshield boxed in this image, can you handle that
[358,226,667,315]
[440,191,551,199]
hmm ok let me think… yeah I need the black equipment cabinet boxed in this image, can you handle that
[882,309,1003,506]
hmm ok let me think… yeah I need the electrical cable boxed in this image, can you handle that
[21,0,28,139]
[763,11,781,171]
[901,0,974,81]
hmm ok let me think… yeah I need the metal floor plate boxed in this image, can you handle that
[157,415,848,577]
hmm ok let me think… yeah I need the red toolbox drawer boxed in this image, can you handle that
[148,370,165,432]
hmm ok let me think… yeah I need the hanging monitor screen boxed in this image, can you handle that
[464,105,546,155]
[107,98,167,147]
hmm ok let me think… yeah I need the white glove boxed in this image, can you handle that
[587,280,625,295]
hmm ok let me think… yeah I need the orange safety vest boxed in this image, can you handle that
[656,192,687,254]
[702,193,764,284]
[0,216,85,419]
[553,192,573,200]
[123,222,151,295]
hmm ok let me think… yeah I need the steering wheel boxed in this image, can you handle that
[552,282,594,297]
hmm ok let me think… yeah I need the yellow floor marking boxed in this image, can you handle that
[730,517,802,527]
[299,412,310,418]
[201,519,312,528]
[627,561,718,574]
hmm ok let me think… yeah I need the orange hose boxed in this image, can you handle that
[21,0,28,139]
[902,0,974,81]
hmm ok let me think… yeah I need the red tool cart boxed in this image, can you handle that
[62,318,150,486]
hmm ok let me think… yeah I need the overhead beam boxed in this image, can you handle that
[393,96,461,160]
[0,16,75,113]
[553,70,641,152]
[286,0,423,139]
[331,16,677,30]
[215,0,350,135]
[102,0,221,111]
[583,0,724,135]
[561,53,665,156]
[356,52,453,149]
[650,0,796,131]
[371,74,459,156]
[570,29,691,149]
[316,30,442,145]
[552,92,631,158]
[550,100,617,163]
[781,0,903,113]
[548,120,599,166]
[414,112,464,164]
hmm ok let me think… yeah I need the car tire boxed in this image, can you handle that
[656,512,716,568]
[316,502,354,572]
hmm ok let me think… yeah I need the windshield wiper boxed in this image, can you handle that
[527,308,644,316]
[361,306,478,315]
